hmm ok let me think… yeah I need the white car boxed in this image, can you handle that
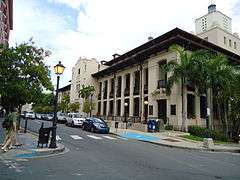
[66,113,86,127]
[57,112,67,123]
[25,112,35,119]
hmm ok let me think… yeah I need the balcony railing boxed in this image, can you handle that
[133,86,140,95]
[144,84,148,94]
[157,79,166,89]
[124,88,130,96]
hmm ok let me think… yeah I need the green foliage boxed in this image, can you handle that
[68,102,80,112]
[79,85,95,100]
[165,124,173,130]
[58,95,70,113]
[32,93,54,113]
[188,126,227,141]
[0,42,53,111]
[82,100,95,114]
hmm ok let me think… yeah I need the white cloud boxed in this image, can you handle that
[10,0,240,87]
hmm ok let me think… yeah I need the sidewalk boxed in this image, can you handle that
[0,131,66,160]
[110,128,240,153]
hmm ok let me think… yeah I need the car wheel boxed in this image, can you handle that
[91,127,95,133]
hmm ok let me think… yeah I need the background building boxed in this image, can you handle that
[0,0,13,44]
[195,4,240,56]
[70,57,107,113]
[58,84,71,103]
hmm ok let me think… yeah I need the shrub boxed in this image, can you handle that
[165,124,173,130]
[188,125,227,141]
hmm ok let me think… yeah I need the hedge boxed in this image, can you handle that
[188,125,227,141]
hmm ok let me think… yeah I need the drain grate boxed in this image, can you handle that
[162,138,180,142]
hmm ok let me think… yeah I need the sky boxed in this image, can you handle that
[9,0,240,88]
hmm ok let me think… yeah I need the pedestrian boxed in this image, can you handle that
[1,108,18,152]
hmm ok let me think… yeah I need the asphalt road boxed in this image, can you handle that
[1,118,240,180]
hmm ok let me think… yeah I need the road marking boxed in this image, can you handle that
[56,135,62,141]
[102,135,116,140]
[117,137,128,140]
[87,135,102,139]
[70,135,83,140]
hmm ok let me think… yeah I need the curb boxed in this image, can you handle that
[110,132,240,153]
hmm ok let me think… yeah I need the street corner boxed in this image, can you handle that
[0,143,67,160]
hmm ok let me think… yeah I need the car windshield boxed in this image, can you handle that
[92,118,104,123]
[73,114,81,118]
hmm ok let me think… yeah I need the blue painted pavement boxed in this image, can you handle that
[120,132,160,141]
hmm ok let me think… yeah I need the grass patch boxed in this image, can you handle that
[181,135,203,142]
[181,135,233,144]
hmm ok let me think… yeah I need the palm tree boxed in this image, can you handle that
[165,45,196,132]
[79,85,95,100]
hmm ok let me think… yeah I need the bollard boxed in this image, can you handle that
[115,121,119,132]
[24,118,28,133]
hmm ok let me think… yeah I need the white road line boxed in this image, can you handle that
[70,135,83,140]
[56,135,62,141]
[117,137,128,140]
[87,135,102,140]
[102,135,116,140]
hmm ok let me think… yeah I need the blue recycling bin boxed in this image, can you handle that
[147,119,157,132]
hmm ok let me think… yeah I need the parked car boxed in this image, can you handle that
[47,113,54,121]
[57,112,67,123]
[66,113,85,127]
[25,112,35,119]
[35,113,42,119]
[82,117,109,134]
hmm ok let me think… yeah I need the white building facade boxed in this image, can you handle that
[70,57,107,113]
[195,4,240,56]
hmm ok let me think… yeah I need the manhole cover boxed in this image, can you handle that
[163,138,180,142]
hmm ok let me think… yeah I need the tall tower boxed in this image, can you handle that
[0,0,13,45]
[195,3,240,56]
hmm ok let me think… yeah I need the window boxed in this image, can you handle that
[200,96,207,118]
[170,105,176,115]
[234,42,237,49]
[224,37,227,44]
[229,39,232,47]
[187,94,195,118]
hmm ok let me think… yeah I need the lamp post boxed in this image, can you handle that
[90,93,93,117]
[144,101,148,123]
[124,102,128,123]
[49,61,65,148]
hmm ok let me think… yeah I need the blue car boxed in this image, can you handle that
[82,118,109,134]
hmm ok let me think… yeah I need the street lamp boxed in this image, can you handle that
[144,101,148,123]
[49,61,65,148]
[124,102,128,123]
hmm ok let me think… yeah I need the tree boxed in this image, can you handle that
[68,102,80,112]
[0,42,53,113]
[82,100,95,115]
[165,44,197,131]
[79,85,95,100]
[32,93,54,113]
[58,94,70,113]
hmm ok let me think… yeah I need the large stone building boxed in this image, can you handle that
[0,0,13,44]
[92,4,240,130]
[195,4,240,56]
[70,57,106,113]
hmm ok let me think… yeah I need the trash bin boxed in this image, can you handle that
[38,123,52,148]
[147,119,157,132]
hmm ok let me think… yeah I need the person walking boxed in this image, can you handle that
[1,108,18,152]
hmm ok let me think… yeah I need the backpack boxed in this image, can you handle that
[2,115,12,129]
